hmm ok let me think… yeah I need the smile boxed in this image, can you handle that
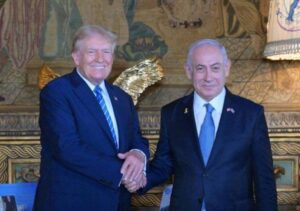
[91,65,105,69]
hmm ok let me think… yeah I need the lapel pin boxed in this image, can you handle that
[226,108,235,114]
[184,108,188,114]
[114,96,118,101]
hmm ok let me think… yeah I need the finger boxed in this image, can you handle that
[124,181,135,189]
[118,152,127,160]
[121,151,144,180]
[132,167,143,181]
[141,176,147,187]
[125,162,137,181]
[128,160,143,180]
[132,173,142,186]
[125,181,138,192]
[120,158,131,176]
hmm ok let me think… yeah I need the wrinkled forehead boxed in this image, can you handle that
[192,45,225,64]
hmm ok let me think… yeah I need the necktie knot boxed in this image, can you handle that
[94,86,102,97]
[205,103,214,114]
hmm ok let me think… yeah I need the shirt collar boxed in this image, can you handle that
[193,87,226,113]
[76,68,107,94]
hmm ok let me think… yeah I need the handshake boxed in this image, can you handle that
[118,150,148,193]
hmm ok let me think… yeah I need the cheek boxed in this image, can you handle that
[105,56,114,65]
[192,74,204,83]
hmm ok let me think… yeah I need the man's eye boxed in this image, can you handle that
[103,50,112,54]
[212,66,221,72]
[195,67,205,72]
[88,50,95,54]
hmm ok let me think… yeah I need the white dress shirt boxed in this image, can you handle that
[193,88,226,137]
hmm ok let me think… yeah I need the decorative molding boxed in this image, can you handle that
[138,110,160,135]
[132,193,161,207]
[272,143,300,155]
[266,112,300,126]
[0,143,40,183]
[1,110,300,136]
[278,192,300,205]
[0,112,40,137]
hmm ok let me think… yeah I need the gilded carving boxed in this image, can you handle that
[18,164,40,182]
[0,113,39,132]
[277,192,300,205]
[132,193,161,207]
[0,144,40,183]
[272,143,300,155]
[266,112,300,129]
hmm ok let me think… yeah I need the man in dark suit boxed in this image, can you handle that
[130,39,277,210]
[34,25,149,211]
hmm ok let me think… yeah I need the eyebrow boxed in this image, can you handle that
[195,62,222,68]
[211,63,222,66]
[86,47,96,51]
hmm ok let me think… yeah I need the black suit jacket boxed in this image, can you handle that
[144,89,277,211]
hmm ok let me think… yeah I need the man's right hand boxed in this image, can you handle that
[122,173,147,193]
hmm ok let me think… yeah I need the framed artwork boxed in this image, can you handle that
[273,155,299,192]
[8,159,40,183]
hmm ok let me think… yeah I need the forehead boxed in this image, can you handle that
[192,45,223,65]
[79,34,113,49]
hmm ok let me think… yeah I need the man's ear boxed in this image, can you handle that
[225,59,231,77]
[184,64,193,80]
[71,52,80,66]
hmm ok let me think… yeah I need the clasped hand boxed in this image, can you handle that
[118,151,147,192]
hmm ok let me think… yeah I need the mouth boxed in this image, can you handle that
[91,64,105,69]
[202,84,215,88]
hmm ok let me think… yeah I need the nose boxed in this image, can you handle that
[203,70,212,81]
[95,51,104,62]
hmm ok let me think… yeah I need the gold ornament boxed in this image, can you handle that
[113,57,164,105]
[38,58,164,105]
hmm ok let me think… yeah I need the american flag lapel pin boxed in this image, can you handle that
[184,108,188,114]
[226,107,235,114]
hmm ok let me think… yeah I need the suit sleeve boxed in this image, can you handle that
[252,107,278,210]
[141,106,174,192]
[39,85,123,189]
[128,96,150,160]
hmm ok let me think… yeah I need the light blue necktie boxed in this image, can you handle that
[199,103,215,211]
[94,86,118,149]
[199,103,215,165]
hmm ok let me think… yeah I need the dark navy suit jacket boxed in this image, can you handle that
[34,70,149,211]
[143,89,277,211]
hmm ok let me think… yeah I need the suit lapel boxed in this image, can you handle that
[206,89,236,167]
[69,70,117,149]
[105,82,125,151]
[180,93,206,166]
